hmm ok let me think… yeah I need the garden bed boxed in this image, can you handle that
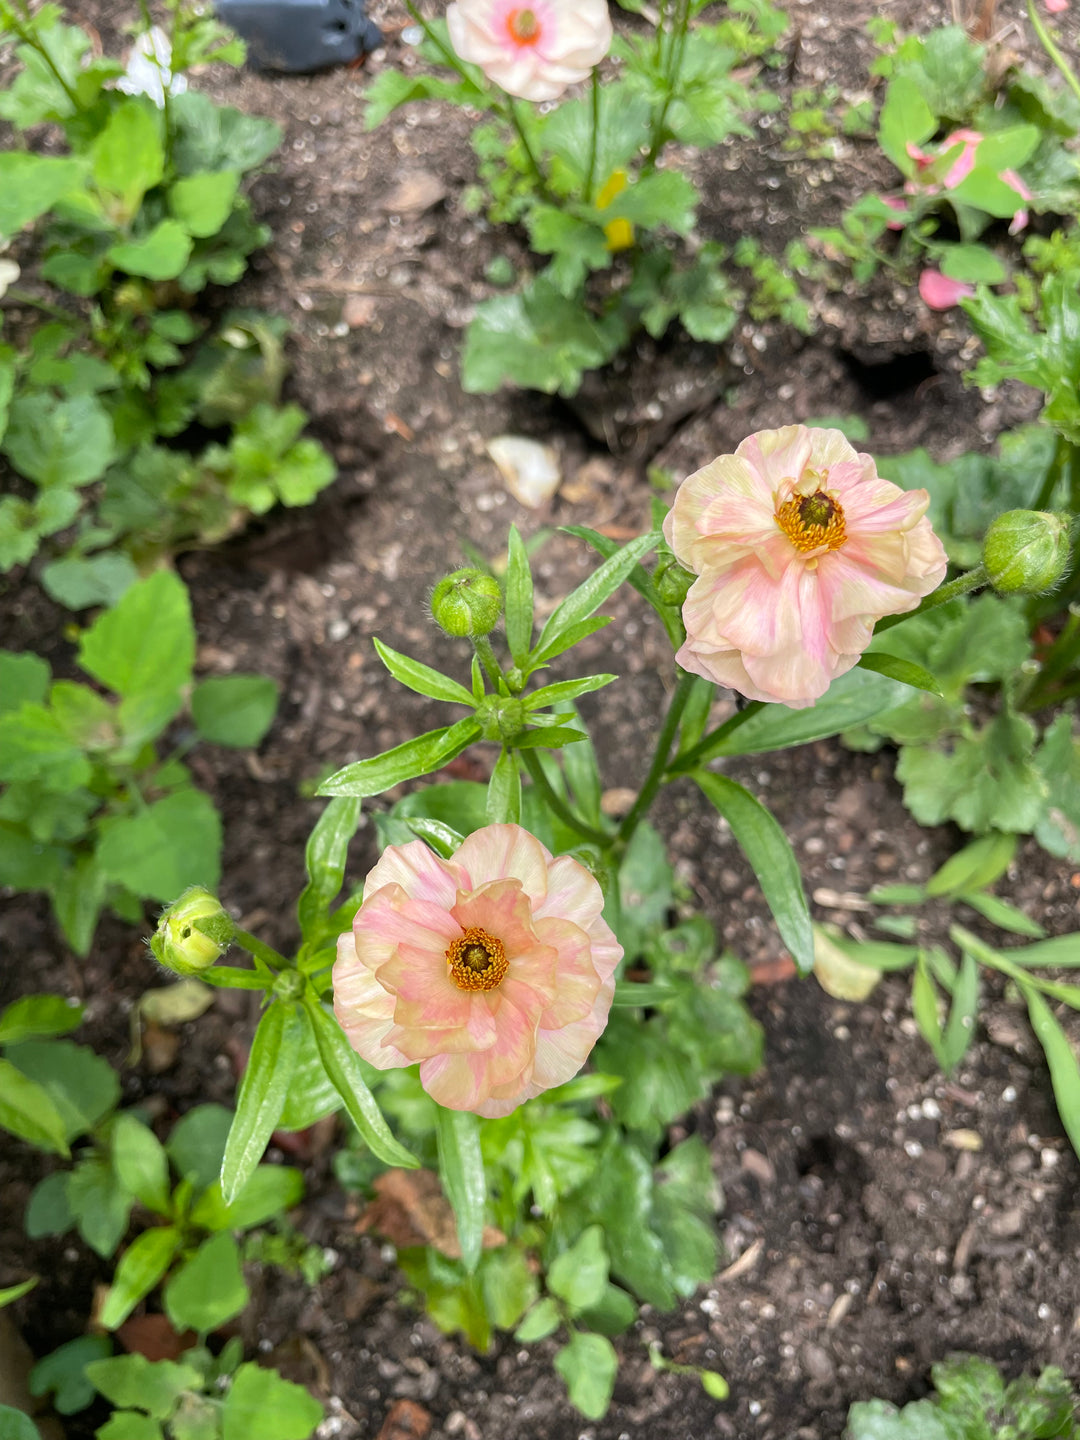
[2,0,1080,1436]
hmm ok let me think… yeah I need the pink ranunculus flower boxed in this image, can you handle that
[333,825,622,1117]
[663,426,948,709]
[446,0,613,102]
[1045,0,1068,13]
[919,268,975,310]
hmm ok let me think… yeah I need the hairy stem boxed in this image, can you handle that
[875,565,988,633]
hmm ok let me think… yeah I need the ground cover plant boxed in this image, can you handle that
[0,0,336,609]
[4,1,1080,1438]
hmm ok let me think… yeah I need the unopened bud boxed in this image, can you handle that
[983,510,1072,596]
[150,888,233,976]
[654,556,696,608]
[430,569,502,638]
[477,694,525,742]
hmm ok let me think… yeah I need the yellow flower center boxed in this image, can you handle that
[506,8,542,45]
[775,489,847,554]
[446,927,509,992]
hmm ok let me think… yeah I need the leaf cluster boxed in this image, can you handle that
[0,7,335,603]
[0,571,279,952]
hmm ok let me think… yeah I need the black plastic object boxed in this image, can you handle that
[215,0,382,73]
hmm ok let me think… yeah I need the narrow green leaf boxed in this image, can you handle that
[435,1107,486,1274]
[505,525,534,666]
[534,533,660,662]
[0,1277,37,1308]
[303,997,419,1169]
[926,833,1017,898]
[221,1002,299,1204]
[561,524,681,649]
[401,817,465,858]
[524,674,617,710]
[960,891,1046,938]
[988,934,1080,968]
[0,1057,70,1155]
[941,949,979,1073]
[486,747,521,825]
[912,953,946,1070]
[857,650,943,696]
[296,797,362,941]
[1022,985,1080,1160]
[513,726,589,749]
[373,639,476,707]
[317,717,482,798]
[531,616,613,667]
[612,981,673,1007]
[694,772,813,974]
[99,1225,182,1330]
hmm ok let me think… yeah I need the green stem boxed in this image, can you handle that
[585,69,601,203]
[519,749,610,846]
[875,565,988,633]
[232,929,287,978]
[505,99,552,199]
[643,0,691,171]
[472,635,504,690]
[1027,0,1080,108]
[666,699,765,777]
[617,668,697,844]
[1020,607,1080,709]
[1034,433,1077,512]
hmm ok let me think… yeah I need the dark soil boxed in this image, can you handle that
[3,1,1080,1436]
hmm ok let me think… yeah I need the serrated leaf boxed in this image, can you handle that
[86,1353,201,1419]
[97,789,222,902]
[191,674,279,748]
[77,570,194,702]
[2,392,114,488]
[221,1362,323,1440]
[554,1331,618,1420]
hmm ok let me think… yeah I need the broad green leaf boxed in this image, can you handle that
[165,1104,232,1190]
[926,833,1017,897]
[0,704,92,792]
[554,1331,618,1420]
[40,552,138,611]
[171,93,282,174]
[190,1164,304,1232]
[372,639,475,707]
[296,798,362,942]
[0,154,82,234]
[221,1004,300,1204]
[0,994,82,1045]
[168,170,240,238]
[1022,986,1080,1161]
[86,1353,201,1419]
[107,221,193,281]
[317,716,482,798]
[435,1108,486,1274]
[548,1225,609,1313]
[599,170,697,233]
[877,74,936,172]
[164,1232,249,1334]
[694,772,813,974]
[504,526,534,665]
[67,1157,132,1258]
[4,1039,118,1142]
[2,393,114,488]
[857,651,942,696]
[535,533,660,662]
[91,100,165,218]
[0,1057,69,1155]
[28,1334,111,1415]
[24,1173,72,1238]
[95,1413,163,1440]
[99,1226,182,1331]
[111,1113,171,1213]
[78,570,195,701]
[0,652,50,716]
[97,789,222,901]
[940,244,1007,284]
[222,1362,323,1440]
[52,854,108,958]
[515,1296,562,1342]
[191,674,279,748]
[304,998,419,1169]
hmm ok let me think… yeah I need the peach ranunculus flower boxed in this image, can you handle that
[333,824,622,1117]
[664,426,948,709]
[446,0,613,102]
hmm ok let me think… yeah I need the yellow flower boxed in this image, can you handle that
[596,171,635,252]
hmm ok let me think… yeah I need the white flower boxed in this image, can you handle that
[117,27,188,108]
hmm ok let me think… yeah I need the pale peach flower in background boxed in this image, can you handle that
[334,825,622,1117]
[446,0,613,102]
[918,269,975,310]
[664,426,948,709]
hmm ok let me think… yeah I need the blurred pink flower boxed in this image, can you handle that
[664,427,948,708]
[334,825,622,1117]
[1001,168,1033,233]
[881,195,908,230]
[903,128,1032,232]
[1045,0,1068,13]
[919,269,975,309]
[446,0,613,102]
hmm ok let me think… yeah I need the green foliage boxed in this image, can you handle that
[0,573,279,951]
[846,1355,1080,1439]
[0,7,335,599]
[367,3,791,395]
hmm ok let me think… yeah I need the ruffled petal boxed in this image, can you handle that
[454,823,553,900]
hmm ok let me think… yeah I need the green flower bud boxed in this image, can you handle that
[654,555,696,608]
[430,569,502,638]
[477,695,526,743]
[150,888,233,977]
[505,666,527,694]
[983,510,1073,596]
